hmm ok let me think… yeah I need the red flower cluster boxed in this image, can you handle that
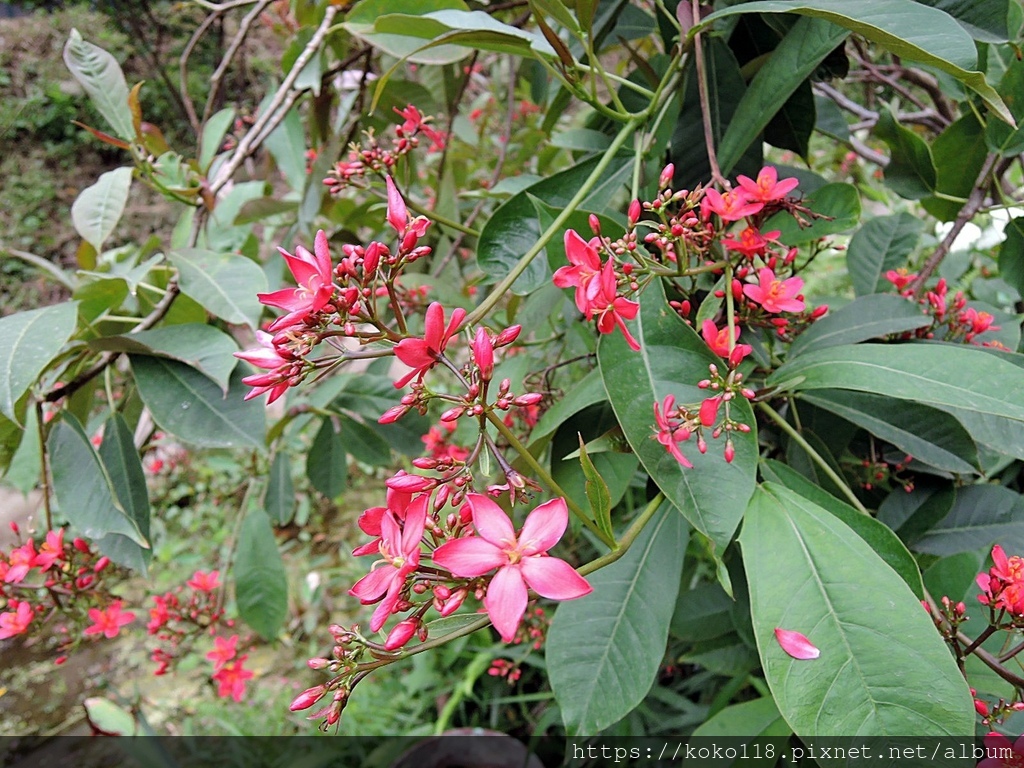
[977,545,1024,618]
[146,570,228,676]
[885,271,1003,347]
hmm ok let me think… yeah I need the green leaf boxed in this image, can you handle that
[345,0,472,65]
[789,294,930,357]
[998,217,1024,297]
[922,113,990,222]
[63,29,134,141]
[47,415,147,546]
[89,324,238,392]
[987,57,1024,156]
[130,357,265,451]
[764,182,860,243]
[718,17,848,175]
[339,414,392,467]
[799,390,979,473]
[760,459,924,597]
[695,0,1013,125]
[763,80,817,160]
[0,407,25,480]
[373,10,557,58]
[873,109,937,199]
[741,484,973,738]
[265,451,295,525]
[846,214,924,296]
[307,419,347,498]
[262,103,308,194]
[551,407,638,518]
[769,343,1024,423]
[547,503,688,735]
[913,0,1010,43]
[578,437,614,541]
[71,167,133,253]
[83,697,136,736]
[323,373,429,456]
[476,153,632,295]
[199,107,235,171]
[528,368,607,450]
[234,510,288,640]
[692,698,791,749]
[95,414,152,574]
[671,581,735,642]
[912,484,1024,556]
[599,281,758,555]
[168,249,267,329]
[0,303,78,424]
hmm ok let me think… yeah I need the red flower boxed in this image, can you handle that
[187,570,221,593]
[978,732,1024,768]
[721,226,779,258]
[735,166,799,203]
[743,268,805,314]
[393,302,466,388]
[977,545,1024,616]
[701,320,737,358]
[234,331,297,404]
[590,260,640,351]
[553,230,603,314]
[653,395,693,469]
[0,601,33,640]
[774,628,820,660]
[212,656,254,702]
[702,188,763,222]
[257,230,335,332]
[206,634,239,672]
[33,528,64,571]
[4,540,36,583]
[84,601,136,639]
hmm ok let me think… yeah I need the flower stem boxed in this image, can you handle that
[403,196,479,238]
[486,411,616,549]
[579,492,665,575]
[757,402,870,516]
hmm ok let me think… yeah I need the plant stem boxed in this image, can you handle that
[35,400,53,531]
[692,0,728,188]
[403,196,479,237]
[757,401,870,515]
[486,412,615,549]
[579,492,665,575]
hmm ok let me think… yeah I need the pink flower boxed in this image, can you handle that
[553,230,603,314]
[432,494,592,642]
[0,601,33,639]
[257,230,335,332]
[977,545,1024,616]
[702,188,763,222]
[653,395,693,468]
[393,302,466,388]
[212,656,254,702]
[349,495,428,632]
[206,634,238,671]
[234,331,296,404]
[385,175,409,234]
[978,732,1024,768]
[33,529,64,571]
[774,628,820,660]
[743,268,805,314]
[4,540,36,584]
[699,395,723,427]
[591,260,640,351]
[701,320,737,358]
[187,570,221,593]
[735,166,799,203]
[84,601,136,639]
[721,226,778,258]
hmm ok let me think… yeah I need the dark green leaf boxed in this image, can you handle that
[599,281,758,555]
[922,113,989,222]
[168,248,267,329]
[528,368,607,450]
[63,29,134,140]
[764,183,860,243]
[95,414,151,574]
[877,483,955,531]
[998,217,1024,296]
[551,407,637,518]
[373,10,558,58]
[692,698,791,750]
[548,503,688,735]
[577,437,614,540]
[339,414,392,467]
[763,80,817,160]
[234,510,288,640]
[307,419,347,498]
[789,294,930,356]
[913,0,1010,43]
[0,303,78,424]
[265,451,295,525]
[913,484,1024,556]
[846,214,924,296]
[741,484,973,737]
[130,357,266,451]
[873,109,937,200]
[671,581,735,642]
[344,0,470,65]
[47,415,147,546]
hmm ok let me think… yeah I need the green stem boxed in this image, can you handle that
[579,492,664,575]
[757,402,870,516]
[631,131,644,202]
[724,258,736,355]
[404,197,479,237]
[486,411,615,549]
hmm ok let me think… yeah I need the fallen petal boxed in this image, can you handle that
[774,628,820,660]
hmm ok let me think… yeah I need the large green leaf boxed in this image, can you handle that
[168,249,267,329]
[345,0,472,65]
[741,484,973,739]
[547,503,687,735]
[846,214,924,296]
[130,356,265,451]
[338,414,392,467]
[89,324,238,392]
[71,167,133,253]
[95,413,152,574]
[691,698,791,752]
[789,294,930,357]
[599,281,758,554]
[527,368,607,451]
[694,0,1013,125]
[0,302,78,424]
[718,17,848,175]
[373,10,557,58]
[476,153,632,295]
[798,390,979,473]
[234,510,288,640]
[998,217,1024,297]
[913,0,1010,43]
[987,57,1024,156]
[47,415,147,546]
[873,109,937,200]
[912,484,1024,556]
[921,113,989,222]
[759,459,924,597]
[307,418,347,498]
[264,451,295,525]
[764,183,860,243]
[63,29,134,141]
[769,343,1024,423]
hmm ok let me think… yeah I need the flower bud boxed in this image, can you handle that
[73,538,90,553]
[94,557,111,573]
[384,619,418,651]
[307,658,330,670]
[494,326,521,348]
[588,214,601,235]
[659,163,675,189]
[628,199,642,226]
[473,327,494,381]
[291,686,327,712]
[724,441,735,464]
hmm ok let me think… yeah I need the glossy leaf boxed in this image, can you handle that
[265,451,295,525]
[764,183,860,243]
[873,109,937,199]
[168,249,266,329]
[789,294,930,357]
[921,114,989,222]
[47,415,147,546]
[998,217,1024,297]
[599,281,758,554]
[0,302,78,424]
[339,414,392,467]
[718,17,847,175]
[307,419,347,498]
[63,29,134,141]
[913,0,1010,42]
[799,390,979,473]
[234,510,288,640]
[90,324,238,392]
[846,214,924,296]
[71,167,133,253]
[345,0,472,65]
[694,0,1013,125]
[130,356,265,451]
[769,343,1024,423]
[912,484,1024,556]
[373,10,557,59]
[96,414,152,574]
[741,484,973,737]
[547,502,687,735]
[577,437,614,541]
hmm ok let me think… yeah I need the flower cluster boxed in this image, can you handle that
[977,545,1024,621]
[885,270,1004,347]
[146,569,229,675]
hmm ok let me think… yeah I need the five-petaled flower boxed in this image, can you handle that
[743,267,805,314]
[553,230,604,314]
[84,600,136,639]
[0,601,33,640]
[432,494,592,642]
[736,166,799,203]
[977,732,1024,768]
[207,634,239,671]
[591,260,641,351]
[653,395,693,469]
[393,302,466,388]
[257,230,335,332]
[187,570,221,593]
[977,545,1024,617]
[212,656,254,702]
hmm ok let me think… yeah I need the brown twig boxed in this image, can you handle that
[179,9,222,135]
[691,0,727,188]
[200,0,276,127]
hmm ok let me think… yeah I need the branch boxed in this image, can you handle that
[179,9,221,135]
[692,0,727,188]
[200,0,276,127]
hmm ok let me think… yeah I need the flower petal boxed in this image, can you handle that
[349,566,396,603]
[521,556,592,600]
[466,493,516,546]
[483,565,528,642]
[432,537,506,578]
[401,495,429,556]
[518,498,568,555]
[774,628,820,660]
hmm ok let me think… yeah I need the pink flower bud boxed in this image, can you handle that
[385,176,409,234]
[94,557,111,573]
[659,163,675,189]
[473,327,494,381]
[291,685,327,712]
[724,441,735,463]
[974,699,990,717]
[440,588,467,617]
[588,214,601,235]
[385,473,436,492]
[384,619,418,651]
[513,393,543,407]
[811,305,828,319]
[628,199,642,226]
[440,407,464,423]
[494,326,521,347]
[73,538,90,553]
[9,522,18,535]
[363,241,383,274]
[307,658,329,670]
